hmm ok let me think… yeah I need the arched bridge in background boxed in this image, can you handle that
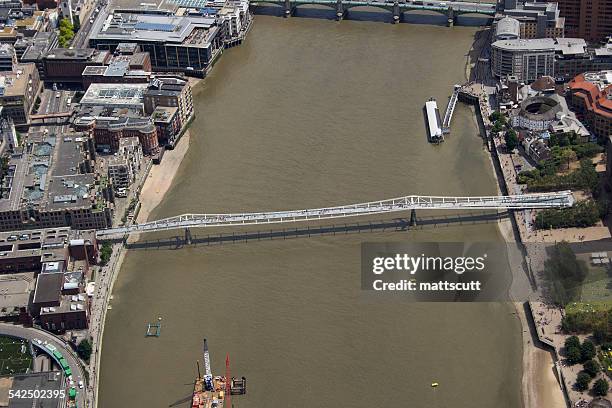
[96,191,574,238]
[248,0,497,24]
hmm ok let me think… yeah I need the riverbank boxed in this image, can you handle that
[136,130,192,225]
[90,130,192,408]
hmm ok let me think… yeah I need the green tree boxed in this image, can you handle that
[99,242,112,266]
[77,339,92,362]
[581,340,596,362]
[584,359,600,377]
[505,129,519,151]
[543,243,588,305]
[576,371,592,391]
[566,336,581,350]
[593,378,609,396]
[567,346,582,365]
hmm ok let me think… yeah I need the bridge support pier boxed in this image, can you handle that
[185,228,193,245]
[409,209,418,227]
[283,0,294,17]
[446,8,456,27]
[335,0,346,21]
[392,2,401,23]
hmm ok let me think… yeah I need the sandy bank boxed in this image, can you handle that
[137,130,191,224]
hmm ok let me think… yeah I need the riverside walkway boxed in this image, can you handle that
[96,192,574,237]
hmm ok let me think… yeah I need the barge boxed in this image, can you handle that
[424,97,444,143]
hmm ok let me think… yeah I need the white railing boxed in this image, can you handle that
[96,191,574,237]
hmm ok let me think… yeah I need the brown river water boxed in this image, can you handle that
[99,15,522,408]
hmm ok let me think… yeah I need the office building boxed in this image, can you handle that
[89,8,225,76]
[0,63,41,125]
[556,0,612,42]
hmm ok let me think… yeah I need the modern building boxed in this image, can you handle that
[555,0,612,42]
[107,137,142,189]
[491,37,588,83]
[499,0,564,39]
[0,62,41,125]
[494,17,520,41]
[567,71,612,140]
[89,8,224,76]
[492,38,556,82]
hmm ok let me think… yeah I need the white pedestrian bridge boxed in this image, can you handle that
[96,191,574,238]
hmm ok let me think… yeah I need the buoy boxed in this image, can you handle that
[431,382,439,388]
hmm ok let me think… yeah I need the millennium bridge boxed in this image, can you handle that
[96,191,574,238]
[248,0,497,24]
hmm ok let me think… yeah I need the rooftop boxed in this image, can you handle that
[0,63,36,97]
[90,9,219,48]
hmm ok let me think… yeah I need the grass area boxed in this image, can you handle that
[577,255,612,302]
[0,336,32,376]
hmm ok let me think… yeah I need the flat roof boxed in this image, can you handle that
[90,9,218,48]
[7,372,63,408]
[32,272,63,304]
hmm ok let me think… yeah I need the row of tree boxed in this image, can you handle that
[535,199,601,229]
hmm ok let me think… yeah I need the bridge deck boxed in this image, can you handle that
[96,191,574,237]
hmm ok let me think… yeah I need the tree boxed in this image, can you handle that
[576,371,592,391]
[581,340,596,362]
[566,346,582,365]
[543,243,588,305]
[584,359,600,377]
[505,129,519,151]
[99,242,112,266]
[593,378,609,396]
[77,339,92,362]
[565,335,581,350]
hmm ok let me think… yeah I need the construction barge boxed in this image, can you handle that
[192,339,246,408]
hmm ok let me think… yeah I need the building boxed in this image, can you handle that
[556,0,612,42]
[43,48,110,83]
[499,0,564,39]
[81,51,152,88]
[567,71,612,140]
[492,38,556,82]
[491,37,588,83]
[144,76,193,128]
[107,137,142,189]
[494,17,520,41]
[0,62,41,125]
[152,105,181,147]
[0,43,16,71]
[18,31,59,80]
[92,116,159,155]
[88,8,226,76]
[523,136,551,161]
[0,131,113,231]
[75,79,193,151]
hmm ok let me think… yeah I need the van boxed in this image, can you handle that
[7,235,17,241]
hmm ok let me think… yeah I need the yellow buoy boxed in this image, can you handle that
[431,382,439,388]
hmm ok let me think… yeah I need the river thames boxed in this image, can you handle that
[99,15,522,408]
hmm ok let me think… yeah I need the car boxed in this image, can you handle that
[66,98,72,105]
[55,92,61,98]
[7,235,17,241]
[52,83,57,91]
[78,381,83,389]
[90,18,94,23]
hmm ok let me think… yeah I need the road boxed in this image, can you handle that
[0,322,87,408]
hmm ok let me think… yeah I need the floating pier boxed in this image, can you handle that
[145,322,161,337]
[425,97,444,143]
